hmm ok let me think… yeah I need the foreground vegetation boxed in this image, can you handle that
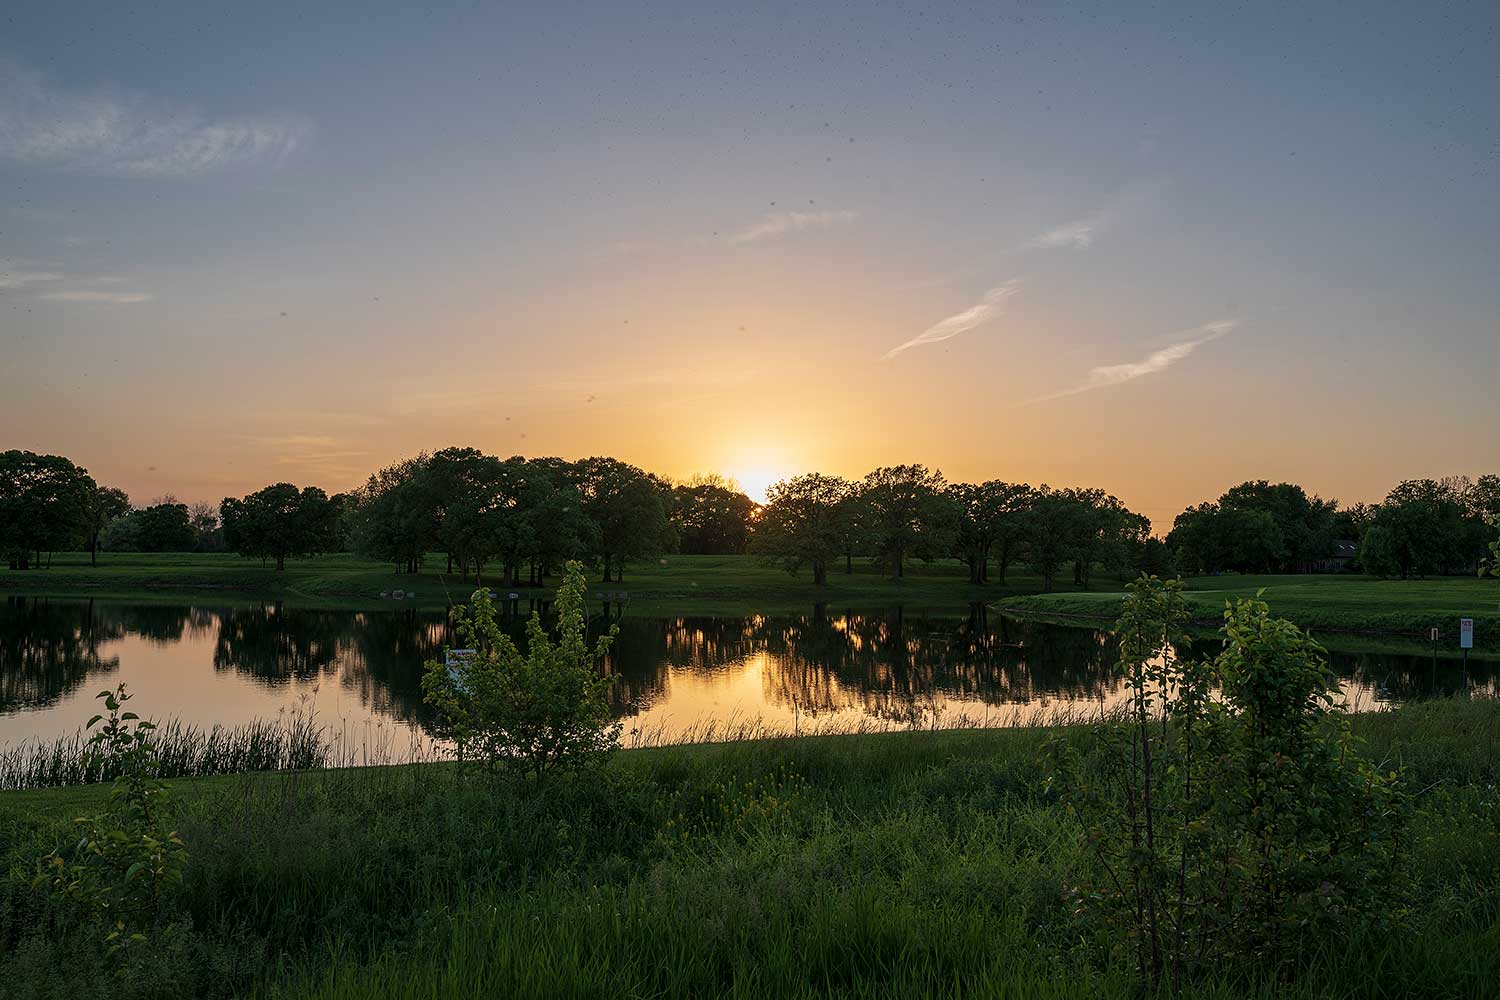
[1,699,1495,999]
[5,570,1498,997]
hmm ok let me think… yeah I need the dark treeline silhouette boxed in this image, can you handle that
[1167,476,1500,578]
[751,466,1155,591]
[5,447,1498,584]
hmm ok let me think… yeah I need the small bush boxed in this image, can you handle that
[422,560,621,777]
[1063,578,1410,988]
[32,685,189,962]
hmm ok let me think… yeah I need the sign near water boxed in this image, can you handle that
[1460,618,1474,649]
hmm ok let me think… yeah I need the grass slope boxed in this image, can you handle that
[2,700,1498,999]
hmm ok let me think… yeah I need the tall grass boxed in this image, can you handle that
[2,699,1495,999]
[0,713,332,790]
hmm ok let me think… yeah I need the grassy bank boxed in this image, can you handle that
[0,551,1094,615]
[1001,573,1500,644]
[7,553,1500,640]
[3,699,1498,998]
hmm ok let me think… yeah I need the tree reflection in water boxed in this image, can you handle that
[0,597,123,712]
[1,598,1495,743]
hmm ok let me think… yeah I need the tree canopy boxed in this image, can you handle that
[221,484,343,571]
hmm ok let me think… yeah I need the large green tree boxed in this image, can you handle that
[0,450,97,569]
[1167,502,1282,575]
[751,473,852,585]
[1217,480,1336,572]
[347,454,435,574]
[221,484,342,571]
[570,457,674,582]
[426,447,510,581]
[948,481,1032,584]
[670,479,757,555]
[136,502,197,552]
[1021,486,1091,592]
[860,464,954,578]
[1357,479,1471,579]
[84,485,132,566]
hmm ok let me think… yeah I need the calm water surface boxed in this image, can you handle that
[1,596,1492,752]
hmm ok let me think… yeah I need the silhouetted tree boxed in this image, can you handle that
[347,453,434,574]
[570,457,674,582]
[752,473,852,585]
[85,485,132,566]
[221,483,341,570]
[671,480,757,555]
[860,464,954,578]
[0,450,96,569]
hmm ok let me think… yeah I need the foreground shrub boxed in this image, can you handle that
[422,560,620,777]
[33,685,189,961]
[1061,579,1409,989]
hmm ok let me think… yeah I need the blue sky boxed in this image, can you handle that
[2,1,1497,524]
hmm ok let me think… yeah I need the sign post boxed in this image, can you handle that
[1429,626,1439,687]
[1460,618,1473,691]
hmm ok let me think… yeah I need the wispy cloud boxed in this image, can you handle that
[0,260,63,288]
[731,209,857,243]
[1027,212,1110,250]
[38,289,152,304]
[239,434,372,481]
[2,257,151,303]
[882,280,1023,361]
[1032,320,1237,402]
[0,58,312,177]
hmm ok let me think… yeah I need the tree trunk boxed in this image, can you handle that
[276,553,286,571]
[845,551,853,574]
[602,553,612,583]
[813,559,827,586]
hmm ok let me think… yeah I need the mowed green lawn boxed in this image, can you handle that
[0,551,1109,616]
[1002,573,1500,643]
[5,552,1499,640]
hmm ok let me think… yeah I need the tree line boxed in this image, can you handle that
[751,467,1155,591]
[1166,476,1500,578]
[4,447,1497,585]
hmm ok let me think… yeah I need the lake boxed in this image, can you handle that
[1,595,1492,754]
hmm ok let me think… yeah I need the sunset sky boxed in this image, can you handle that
[3,2,1497,530]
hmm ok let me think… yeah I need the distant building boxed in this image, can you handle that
[1304,539,1358,574]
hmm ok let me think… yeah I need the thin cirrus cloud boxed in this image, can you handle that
[0,58,311,177]
[1027,212,1111,250]
[1031,320,1237,402]
[0,262,64,288]
[39,289,153,304]
[2,257,151,304]
[881,280,1023,361]
[731,209,857,243]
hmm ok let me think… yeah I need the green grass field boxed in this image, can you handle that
[0,551,1094,615]
[5,552,1500,641]
[1000,573,1500,644]
[3,699,1497,999]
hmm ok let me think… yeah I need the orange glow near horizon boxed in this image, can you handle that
[721,447,801,505]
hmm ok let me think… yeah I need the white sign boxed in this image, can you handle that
[1460,618,1474,650]
[1429,627,1440,642]
[446,648,477,693]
